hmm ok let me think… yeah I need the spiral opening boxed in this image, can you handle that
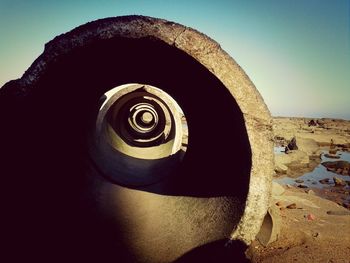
[90,83,188,186]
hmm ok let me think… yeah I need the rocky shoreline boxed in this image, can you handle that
[272,117,350,210]
[273,117,350,177]
[250,117,350,262]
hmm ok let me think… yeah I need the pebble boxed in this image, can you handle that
[305,213,316,221]
[312,232,319,238]
[297,184,308,188]
[295,179,304,183]
[319,178,330,184]
[286,203,297,209]
[326,210,350,216]
[275,201,283,206]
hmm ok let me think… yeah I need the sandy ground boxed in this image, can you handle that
[248,117,350,263]
[248,185,350,263]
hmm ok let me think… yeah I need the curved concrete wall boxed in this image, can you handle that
[0,16,273,262]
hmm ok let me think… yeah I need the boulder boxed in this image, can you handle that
[287,137,298,150]
[308,119,317,126]
[275,150,310,166]
[316,119,325,127]
[275,163,288,174]
[295,137,320,156]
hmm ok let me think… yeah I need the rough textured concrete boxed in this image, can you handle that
[0,15,273,261]
[256,206,282,247]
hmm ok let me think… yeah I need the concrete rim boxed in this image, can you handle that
[10,15,273,245]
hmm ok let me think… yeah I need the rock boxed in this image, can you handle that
[322,161,350,176]
[326,210,350,216]
[275,150,310,168]
[312,232,320,238]
[342,202,350,209]
[306,189,315,195]
[308,119,317,126]
[333,177,346,186]
[297,184,308,189]
[295,179,304,183]
[274,136,286,146]
[272,182,285,196]
[275,201,283,206]
[316,119,325,127]
[324,153,340,159]
[329,149,337,155]
[319,178,330,184]
[287,137,298,150]
[295,137,320,156]
[286,203,297,209]
[275,163,288,174]
[305,213,316,221]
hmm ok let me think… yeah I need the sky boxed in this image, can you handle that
[0,0,349,119]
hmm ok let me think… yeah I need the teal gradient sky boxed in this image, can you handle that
[1,0,349,119]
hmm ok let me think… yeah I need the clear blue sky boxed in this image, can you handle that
[1,0,349,119]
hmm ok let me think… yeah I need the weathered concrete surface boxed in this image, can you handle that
[256,206,282,247]
[88,166,243,263]
[0,16,273,261]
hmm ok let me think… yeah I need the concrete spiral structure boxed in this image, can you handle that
[91,83,187,187]
[0,16,274,262]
